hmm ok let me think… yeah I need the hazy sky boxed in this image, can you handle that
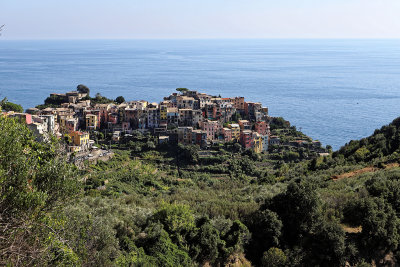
[1,0,400,39]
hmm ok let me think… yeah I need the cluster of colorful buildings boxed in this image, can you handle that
[3,89,278,153]
[1,109,92,153]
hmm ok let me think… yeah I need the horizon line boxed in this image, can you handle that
[2,37,400,41]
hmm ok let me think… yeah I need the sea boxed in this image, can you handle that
[1,39,400,150]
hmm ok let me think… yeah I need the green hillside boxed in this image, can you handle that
[2,115,400,266]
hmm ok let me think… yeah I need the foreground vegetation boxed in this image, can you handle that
[3,115,400,266]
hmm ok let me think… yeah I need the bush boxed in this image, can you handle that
[262,247,287,267]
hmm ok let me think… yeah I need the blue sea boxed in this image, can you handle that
[1,39,400,150]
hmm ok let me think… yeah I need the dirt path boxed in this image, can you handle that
[341,224,362,234]
[332,163,399,181]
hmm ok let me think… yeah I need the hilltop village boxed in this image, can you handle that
[2,86,326,159]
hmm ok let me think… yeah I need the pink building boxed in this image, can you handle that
[255,121,268,135]
[201,120,220,140]
[222,128,232,142]
[95,104,111,125]
[240,130,253,149]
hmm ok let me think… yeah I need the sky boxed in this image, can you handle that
[1,0,400,39]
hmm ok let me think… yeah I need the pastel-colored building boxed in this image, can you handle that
[269,136,280,146]
[198,94,212,108]
[204,104,217,120]
[222,128,233,142]
[85,114,98,130]
[179,109,194,127]
[28,122,47,141]
[240,130,253,150]
[178,127,193,145]
[253,132,263,154]
[255,121,268,136]
[160,103,168,121]
[95,104,111,125]
[167,108,179,126]
[231,97,245,111]
[39,115,55,134]
[228,123,240,140]
[147,108,160,129]
[245,102,262,121]
[70,131,90,150]
[192,109,203,127]
[177,96,195,109]
[261,135,269,152]
[192,129,208,148]
[238,120,251,130]
[201,120,220,140]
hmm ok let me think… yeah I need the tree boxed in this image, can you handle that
[146,141,156,150]
[151,203,196,248]
[177,144,199,165]
[190,217,225,264]
[140,223,191,266]
[0,98,23,112]
[302,220,346,266]
[77,84,90,95]
[365,177,400,214]
[267,182,320,246]
[43,94,66,107]
[245,209,282,265]
[115,96,125,104]
[231,112,241,122]
[176,88,189,94]
[270,117,290,130]
[233,142,243,153]
[223,220,250,254]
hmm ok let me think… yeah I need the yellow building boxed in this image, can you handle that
[85,114,98,130]
[253,133,263,154]
[70,131,90,150]
[68,145,82,153]
[228,123,240,140]
[160,104,168,121]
